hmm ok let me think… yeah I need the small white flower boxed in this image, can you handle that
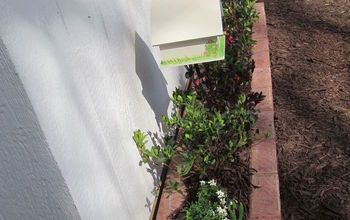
[200,180,206,185]
[216,190,225,199]
[208,179,216,186]
[220,198,226,206]
[216,206,227,216]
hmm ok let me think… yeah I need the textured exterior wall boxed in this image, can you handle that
[0,0,185,219]
[0,38,81,220]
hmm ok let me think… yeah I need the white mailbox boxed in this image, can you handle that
[151,0,225,67]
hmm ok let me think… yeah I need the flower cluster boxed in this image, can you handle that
[193,180,241,220]
[226,34,235,45]
[215,187,229,219]
[208,179,217,186]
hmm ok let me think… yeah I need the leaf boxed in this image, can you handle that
[165,180,180,193]
[237,139,246,148]
[177,164,183,176]
[238,202,244,220]
[184,157,195,175]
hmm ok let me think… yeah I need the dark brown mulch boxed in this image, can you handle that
[265,0,350,219]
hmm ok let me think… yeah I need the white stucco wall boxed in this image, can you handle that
[0,0,185,219]
[0,38,81,220]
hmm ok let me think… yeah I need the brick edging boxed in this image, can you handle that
[154,156,187,220]
[250,2,281,219]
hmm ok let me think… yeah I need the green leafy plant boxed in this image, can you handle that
[133,130,175,166]
[185,179,244,220]
[133,89,257,179]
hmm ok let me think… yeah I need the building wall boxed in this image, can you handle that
[0,0,185,219]
[0,37,81,220]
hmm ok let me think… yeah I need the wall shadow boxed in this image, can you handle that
[135,32,174,213]
[0,38,81,219]
[135,32,170,130]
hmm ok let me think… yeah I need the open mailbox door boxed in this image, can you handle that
[151,0,225,67]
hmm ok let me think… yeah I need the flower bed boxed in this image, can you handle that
[133,0,280,219]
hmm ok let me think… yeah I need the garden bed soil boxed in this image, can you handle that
[265,0,350,219]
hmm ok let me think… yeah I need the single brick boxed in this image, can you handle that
[251,139,278,174]
[250,173,281,218]
[253,51,271,70]
[253,37,270,54]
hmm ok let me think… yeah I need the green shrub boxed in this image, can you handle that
[185,180,244,220]
[133,89,257,178]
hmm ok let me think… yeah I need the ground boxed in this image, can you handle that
[265,0,350,219]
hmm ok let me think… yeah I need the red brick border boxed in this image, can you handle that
[154,2,281,220]
[155,156,187,220]
[250,2,281,219]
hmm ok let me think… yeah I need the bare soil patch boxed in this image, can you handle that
[265,0,350,219]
